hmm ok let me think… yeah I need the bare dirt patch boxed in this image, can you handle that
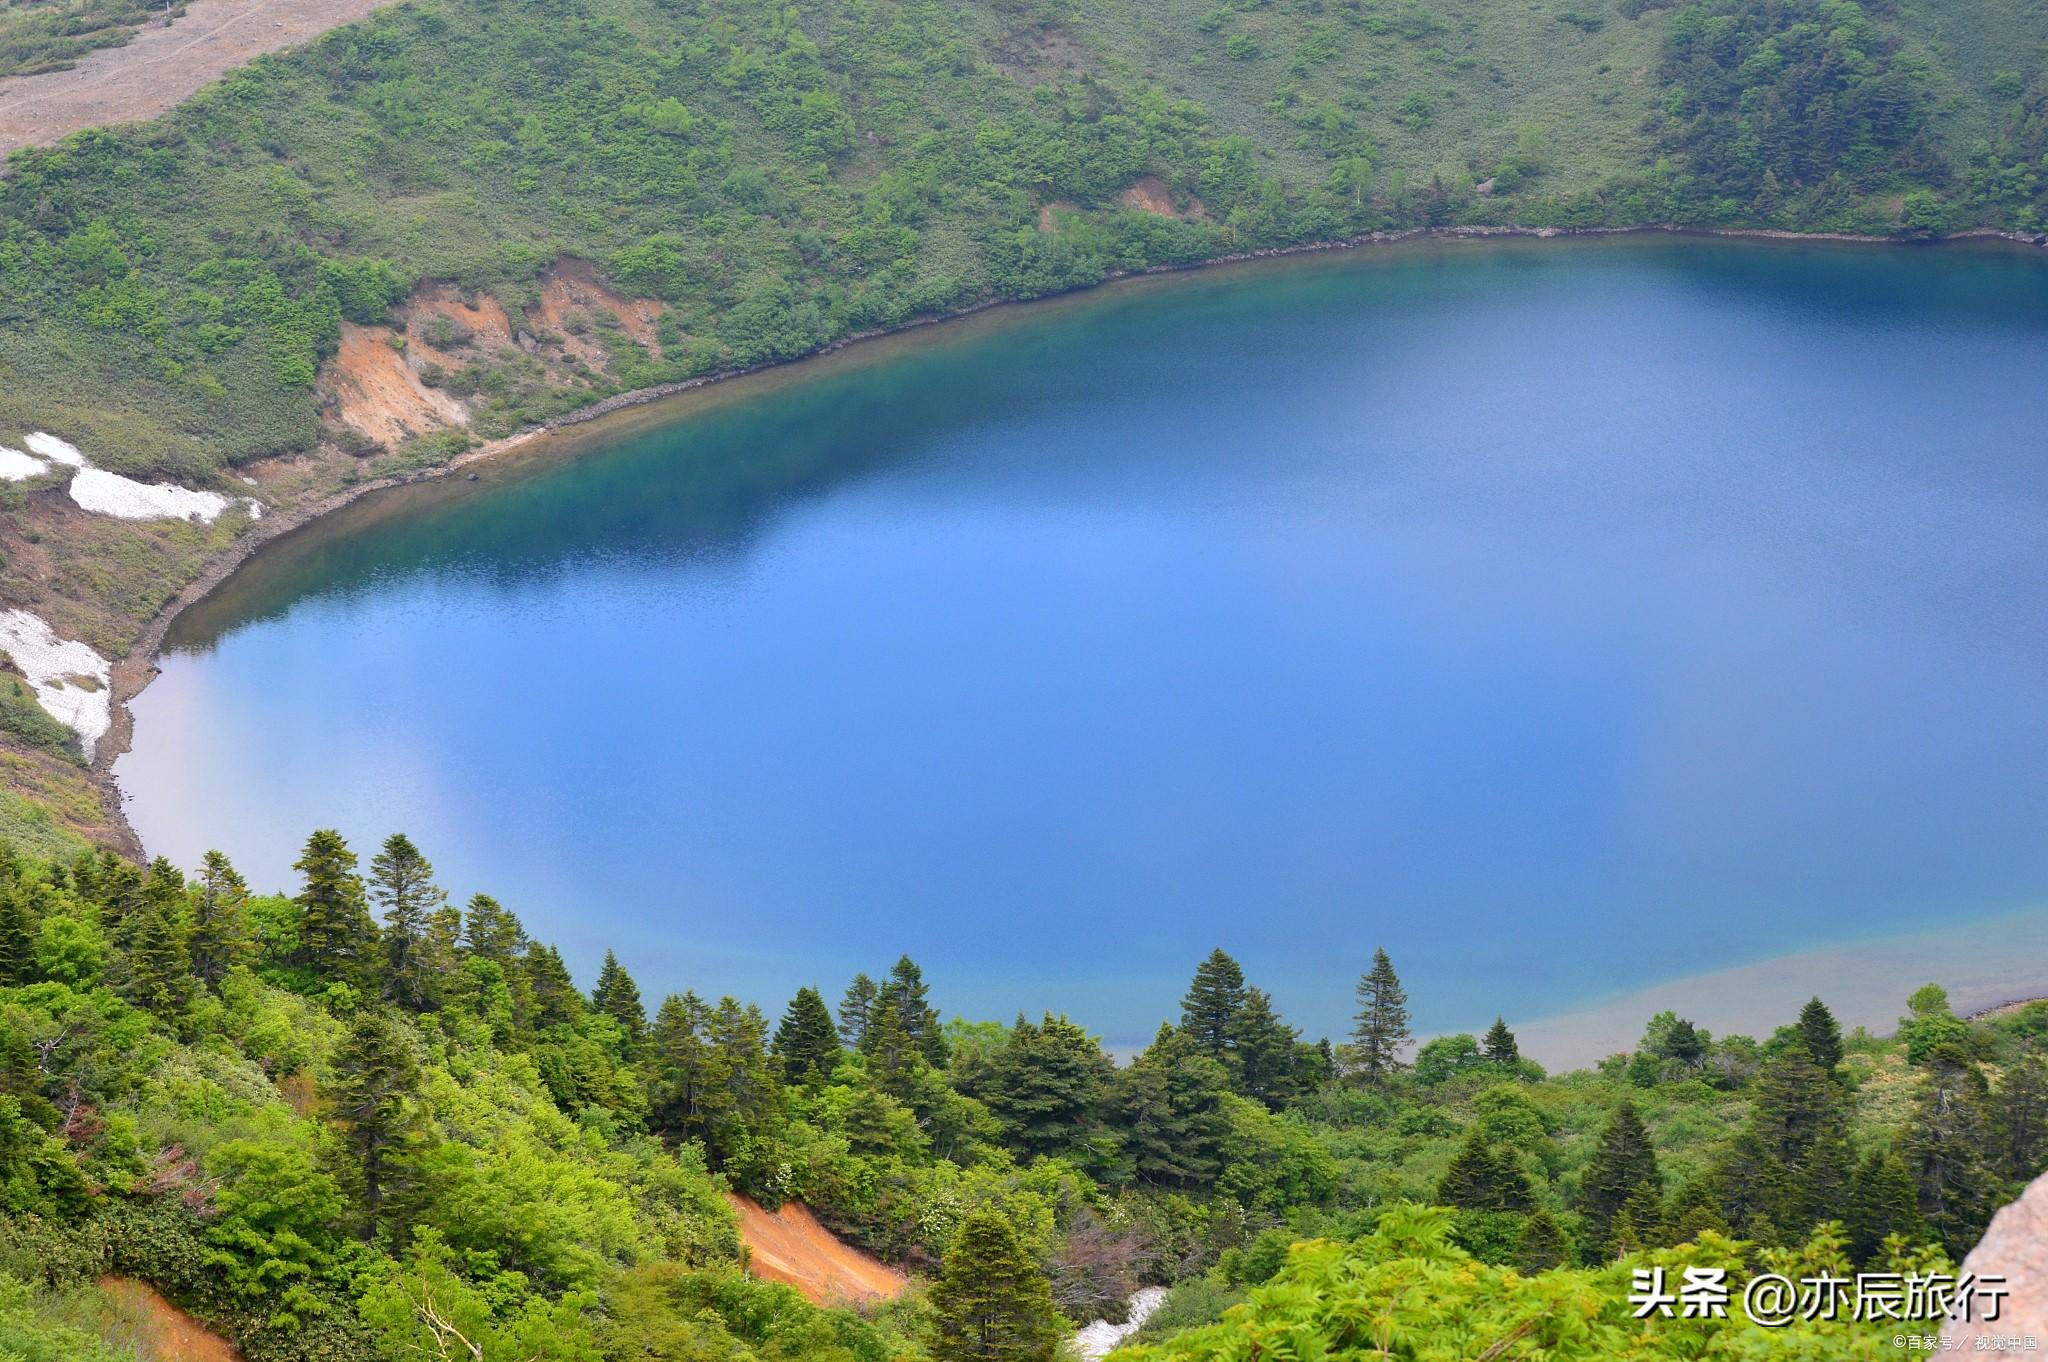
[96,1277,243,1362]
[1118,174,1207,221]
[0,0,396,158]
[728,1193,908,1307]
[409,284,516,357]
[323,323,470,450]
[536,257,665,363]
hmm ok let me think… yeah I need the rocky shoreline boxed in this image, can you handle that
[81,220,2048,856]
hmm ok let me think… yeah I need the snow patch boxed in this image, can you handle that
[0,610,112,759]
[0,447,47,482]
[26,433,85,466]
[1074,1286,1169,1362]
[70,466,235,523]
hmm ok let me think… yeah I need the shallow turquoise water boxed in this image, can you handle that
[118,239,2048,1045]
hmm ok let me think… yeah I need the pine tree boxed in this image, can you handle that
[1516,1209,1569,1272]
[648,992,711,1141]
[1229,986,1301,1108]
[772,986,842,1085]
[1178,948,1247,1062]
[293,830,377,986]
[462,894,528,963]
[1796,997,1843,1071]
[1350,948,1410,1085]
[370,834,446,1010]
[329,1006,421,1238]
[838,973,877,1048]
[189,850,252,990]
[860,992,923,1103]
[1745,1047,1851,1233]
[929,1210,1062,1362]
[1482,1017,1520,1068]
[1581,1102,1660,1257]
[1435,1132,1534,1212]
[591,950,647,1054]
[983,1014,1114,1160]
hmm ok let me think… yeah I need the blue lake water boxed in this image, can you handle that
[116,238,2048,1048]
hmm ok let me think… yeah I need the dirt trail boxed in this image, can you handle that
[96,1277,243,1362]
[727,1193,908,1307]
[0,0,395,157]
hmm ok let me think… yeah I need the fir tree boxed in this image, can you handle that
[1902,1041,2004,1255]
[881,955,948,1066]
[189,850,251,990]
[648,992,711,1140]
[983,1014,1115,1160]
[462,893,527,963]
[1845,1148,1922,1264]
[1229,986,1301,1108]
[0,884,33,987]
[329,1006,421,1238]
[771,986,842,1085]
[1435,1132,1535,1212]
[1178,948,1247,1062]
[2001,1054,2048,1179]
[860,993,923,1103]
[838,972,877,1048]
[591,950,647,1054]
[525,944,583,1027]
[929,1210,1062,1362]
[1581,1102,1660,1258]
[129,891,193,1018]
[1350,947,1410,1085]
[1516,1208,1569,1272]
[293,830,376,985]
[369,834,446,1010]
[1796,997,1843,1071]
[1482,1017,1520,1068]
[1110,1027,1230,1188]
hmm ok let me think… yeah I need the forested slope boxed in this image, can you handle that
[3,830,2045,1359]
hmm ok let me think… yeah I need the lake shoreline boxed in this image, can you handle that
[87,224,2048,1057]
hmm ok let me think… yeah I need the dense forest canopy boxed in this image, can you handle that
[2,827,2043,1358]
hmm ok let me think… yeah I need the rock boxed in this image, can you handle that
[1946,1171,2048,1347]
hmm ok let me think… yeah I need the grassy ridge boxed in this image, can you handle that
[0,0,2041,489]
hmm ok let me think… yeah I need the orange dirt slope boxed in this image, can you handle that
[727,1193,908,1307]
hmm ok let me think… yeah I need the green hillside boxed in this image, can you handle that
[2,831,2040,1359]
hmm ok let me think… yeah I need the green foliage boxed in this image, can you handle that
[930,1210,1062,1362]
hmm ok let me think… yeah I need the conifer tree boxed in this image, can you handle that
[462,894,527,963]
[1178,948,1247,1061]
[648,992,710,1140]
[929,1210,1062,1362]
[1229,986,1301,1108]
[330,1006,421,1238]
[1110,1027,1230,1188]
[838,973,877,1048]
[0,883,33,987]
[129,893,193,1018]
[861,993,923,1103]
[189,850,252,990]
[525,944,583,1026]
[1845,1148,1922,1264]
[1435,1132,1535,1212]
[2001,1054,2048,1179]
[1796,997,1843,1071]
[772,986,842,1085]
[370,834,446,1010]
[983,1014,1115,1160]
[591,950,647,1054]
[1902,1041,2004,1255]
[1350,948,1410,1085]
[1482,1017,1520,1068]
[881,955,948,1066]
[1580,1102,1660,1258]
[293,830,376,985]
[1516,1209,1569,1271]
